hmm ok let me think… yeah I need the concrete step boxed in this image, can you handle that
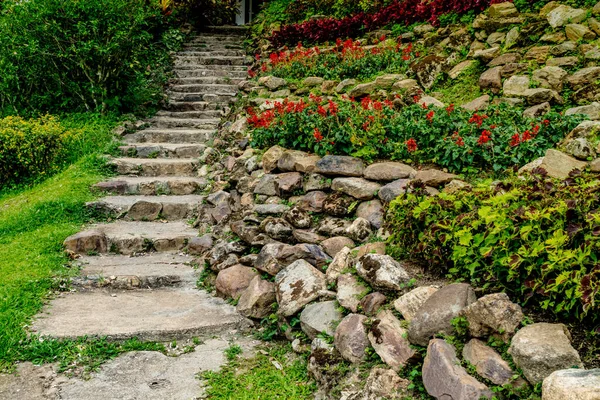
[72,253,197,290]
[149,117,220,129]
[108,157,199,177]
[93,176,209,196]
[170,76,244,85]
[124,128,214,143]
[169,92,237,103]
[86,195,203,221]
[155,109,225,118]
[168,83,239,93]
[119,142,206,158]
[30,287,250,341]
[173,56,247,66]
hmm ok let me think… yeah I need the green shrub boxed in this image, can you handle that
[248,97,582,174]
[0,115,115,188]
[386,171,600,323]
[0,0,183,115]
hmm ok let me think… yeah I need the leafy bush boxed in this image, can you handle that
[270,0,504,47]
[386,171,600,323]
[248,97,581,173]
[0,0,183,115]
[254,39,416,81]
[0,115,115,188]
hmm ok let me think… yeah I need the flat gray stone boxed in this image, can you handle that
[31,288,249,341]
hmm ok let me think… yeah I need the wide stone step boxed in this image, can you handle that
[182,44,244,51]
[72,253,197,290]
[170,76,244,86]
[64,220,198,255]
[165,101,231,112]
[178,50,245,57]
[169,92,237,103]
[108,157,199,177]
[94,176,209,196]
[155,109,225,118]
[30,288,249,341]
[119,142,206,158]
[169,83,239,93]
[124,128,214,144]
[149,116,220,129]
[86,195,203,221]
[174,69,247,79]
[174,56,247,66]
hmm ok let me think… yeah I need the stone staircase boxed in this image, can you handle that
[31,30,251,342]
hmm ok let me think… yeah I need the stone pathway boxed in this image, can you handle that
[1,28,256,400]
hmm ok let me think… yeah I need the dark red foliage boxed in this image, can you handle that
[270,0,509,47]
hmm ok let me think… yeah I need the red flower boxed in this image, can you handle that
[478,130,491,145]
[261,64,267,72]
[361,96,372,110]
[455,136,464,146]
[403,55,410,61]
[426,110,435,122]
[328,100,339,115]
[379,34,386,42]
[510,133,520,147]
[543,119,550,126]
[522,130,533,142]
[317,105,328,117]
[313,128,324,142]
[445,104,454,115]
[248,69,256,78]
[373,101,383,111]
[469,113,488,127]
[412,95,421,103]
[406,138,417,152]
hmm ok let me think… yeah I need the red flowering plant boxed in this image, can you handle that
[253,39,417,82]
[249,97,582,174]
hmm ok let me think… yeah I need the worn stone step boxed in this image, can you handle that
[86,195,203,221]
[30,287,250,341]
[149,117,220,129]
[108,157,199,177]
[170,76,244,86]
[169,83,239,93]
[64,220,198,255]
[174,56,247,66]
[94,176,209,195]
[119,142,206,158]
[169,92,237,103]
[124,128,214,143]
[190,36,245,43]
[72,253,197,290]
[165,101,230,112]
[182,43,244,51]
[178,50,245,57]
[174,69,247,79]
[155,109,225,118]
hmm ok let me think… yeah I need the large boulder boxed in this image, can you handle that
[356,200,384,229]
[334,314,369,363]
[337,274,367,313]
[378,179,411,203]
[345,217,373,242]
[215,265,259,299]
[414,169,458,188]
[254,242,331,275]
[297,191,328,212]
[368,310,417,370]
[408,283,477,346]
[300,300,343,339]
[321,236,355,258]
[542,369,600,400]
[275,259,327,316]
[462,339,515,386]
[508,323,583,384]
[237,276,276,319]
[316,155,365,177]
[546,5,587,28]
[331,178,381,200]
[538,149,587,179]
[423,339,493,399]
[356,254,411,291]
[393,286,439,322]
[460,292,523,342]
[341,368,412,400]
[363,162,416,181]
[262,145,285,172]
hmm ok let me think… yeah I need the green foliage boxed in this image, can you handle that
[249,97,582,174]
[387,171,600,323]
[224,344,243,360]
[0,0,184,115]
[0,114,116,188]
[201,344,317,399]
